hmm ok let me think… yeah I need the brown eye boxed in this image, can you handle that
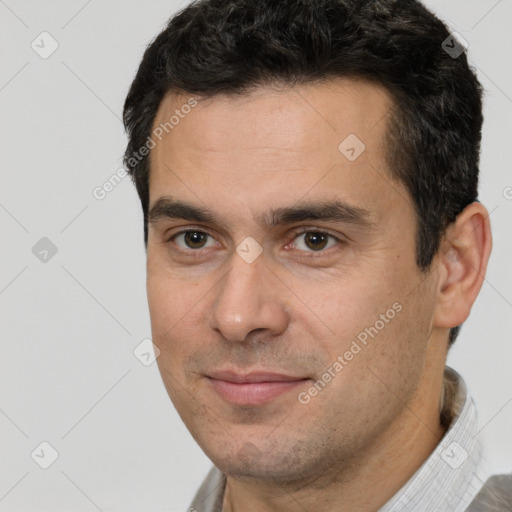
[171,231,216,250]
[292,230,339,253]
[183,231,208,249]
[303,232,329,251]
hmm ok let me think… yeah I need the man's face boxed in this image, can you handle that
[146,79,441,483]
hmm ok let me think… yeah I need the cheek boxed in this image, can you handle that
[291,264,426,389]
[354,278,436,390]
[146,262,221,374]
[289,270,394,349]
[146,254,204,327]
[147,271,174,337]
[146,271,189,360]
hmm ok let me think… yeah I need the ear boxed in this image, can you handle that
[433,201,493,330]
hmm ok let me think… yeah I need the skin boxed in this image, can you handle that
[145,79,492,512]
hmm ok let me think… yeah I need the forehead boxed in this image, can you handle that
[148,78,406,228]
[151,78,393,156]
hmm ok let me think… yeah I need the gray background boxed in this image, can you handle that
[0,0,511,510]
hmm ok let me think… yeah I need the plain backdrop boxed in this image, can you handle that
[0,1,511,510]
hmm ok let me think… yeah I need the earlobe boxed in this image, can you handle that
[433,202,493,329]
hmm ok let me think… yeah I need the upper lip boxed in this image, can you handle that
[207,370,308,383]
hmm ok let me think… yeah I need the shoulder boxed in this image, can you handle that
[466,474,512,511]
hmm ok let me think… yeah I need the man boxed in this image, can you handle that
[122,0,511,510]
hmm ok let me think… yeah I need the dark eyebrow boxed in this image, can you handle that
[148,196,374,230]
[148,197,230,232]
[257,200,374,229]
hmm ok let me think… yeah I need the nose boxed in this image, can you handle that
[207,251,290,343]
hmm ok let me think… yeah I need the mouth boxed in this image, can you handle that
[206,370,311,406]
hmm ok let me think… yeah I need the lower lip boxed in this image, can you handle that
[207,377,309,405]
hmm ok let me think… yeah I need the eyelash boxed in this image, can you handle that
[166,227,344,258]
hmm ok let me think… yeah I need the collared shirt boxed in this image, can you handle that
[188,366,488,512]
